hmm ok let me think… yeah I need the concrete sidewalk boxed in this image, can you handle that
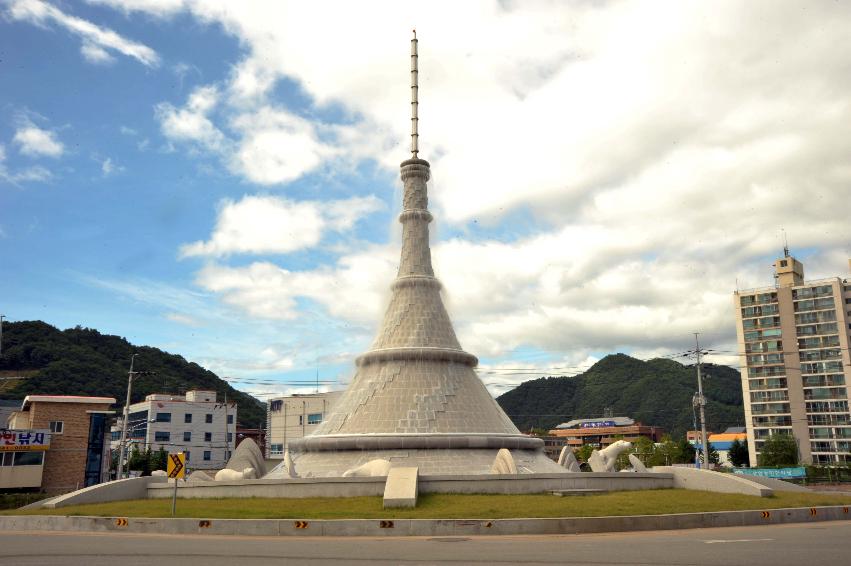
[1,505,849,537]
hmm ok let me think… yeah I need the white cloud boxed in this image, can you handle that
[2,130,55,184]
[5,0,160,67]
[101,157,124,176]
[229,107,334,185]
[194,243,395,322]
[13,123,64,158]
[180,194,383,258]
[90,1,851,389]
[164,312,201,326]
[119,126,138,136]
[155,85,227,151]
[80,41,115,64]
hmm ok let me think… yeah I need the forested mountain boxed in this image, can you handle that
[496,354,744,439]
[0,321,265,428]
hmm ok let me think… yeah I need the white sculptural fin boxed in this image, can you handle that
[490,448,518,474]
[558,446,581,472]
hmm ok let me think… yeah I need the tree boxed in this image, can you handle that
[152,446,168,472]
[698,444,720,466]
[648,438,679,466]
[759,434,798,466]
[127,444,146,472]
[626,436,655,468]
[728,438,750,467]
[575,444,594,462]
[675,439,696,464]
[141,447,153,476]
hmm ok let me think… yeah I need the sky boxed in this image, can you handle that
[1,0,850,401]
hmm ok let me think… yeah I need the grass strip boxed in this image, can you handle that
[3,490,851,520]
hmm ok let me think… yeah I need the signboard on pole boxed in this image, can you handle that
[167,452,185,479]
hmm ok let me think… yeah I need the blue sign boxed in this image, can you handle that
[581,421,616,429]
[733,467,806,479]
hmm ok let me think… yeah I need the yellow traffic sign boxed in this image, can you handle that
[167,452,185,479]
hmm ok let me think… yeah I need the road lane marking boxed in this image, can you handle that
[704,538,773,544]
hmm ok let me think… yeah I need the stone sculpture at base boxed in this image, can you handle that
[588,440,632,472]
[224,438,266,478]
[283,449,298,478]
[187,470,213,482]
[342,459,393,478]
[215,467,256,481]
[628,453,647,472]
[557,446,581,472]
[490,449,518,474]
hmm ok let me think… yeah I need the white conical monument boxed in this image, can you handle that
[286,32,566,476]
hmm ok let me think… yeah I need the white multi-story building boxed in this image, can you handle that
[265,392,342,458]
[112,390,236,470]
[734,256,851,466]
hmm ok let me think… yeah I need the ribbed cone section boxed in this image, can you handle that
[306,158,521,438]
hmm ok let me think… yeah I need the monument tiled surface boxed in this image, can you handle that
[286,36,566,477]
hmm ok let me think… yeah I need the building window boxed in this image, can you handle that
[13,451,44,466]
[203,451,211,461]
[154,431,170,442]
[780,260,788,267]
[205,414,213,423]
[298,415,303,426]
[183,431,191,442]
[185,451,190,461]
[270,443,283,456]
[270,400,283,412]
[227,432,232,442]
[204,432,212,442]
[307,413,322,425]
[227,414,234,424]
[155,412,171,423]
[111,430,121,441]
[49,421,63,434]
[184,413,192,423]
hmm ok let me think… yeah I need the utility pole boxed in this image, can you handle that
[0,314,5,357]
[223,390,229,464]
[694,333,709,469]
[117,353,138,481]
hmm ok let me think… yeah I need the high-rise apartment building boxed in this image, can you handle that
[734,256,851,465]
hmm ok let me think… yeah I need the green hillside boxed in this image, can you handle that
[0,321,265,428]
[496,354,744,438]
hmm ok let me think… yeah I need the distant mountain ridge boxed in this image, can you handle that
[0,321,265,428]
[496,353,745,438]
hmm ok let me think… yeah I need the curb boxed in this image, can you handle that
[1,506,849,537]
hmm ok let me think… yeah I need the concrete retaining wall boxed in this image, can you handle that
[419,472,672,494]
[732,474,811,493]
[43,477,167,509]
[1,506,848,537]
[146,472,674,500]
[653,467,772,496]
[147,476,387,499]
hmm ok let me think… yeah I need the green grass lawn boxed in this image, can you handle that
[4,490,851,520]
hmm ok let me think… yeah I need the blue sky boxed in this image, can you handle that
[2,1,850,400]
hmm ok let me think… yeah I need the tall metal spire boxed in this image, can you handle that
[410,29,419,159]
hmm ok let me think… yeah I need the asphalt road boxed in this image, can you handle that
[0,521,849,565]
